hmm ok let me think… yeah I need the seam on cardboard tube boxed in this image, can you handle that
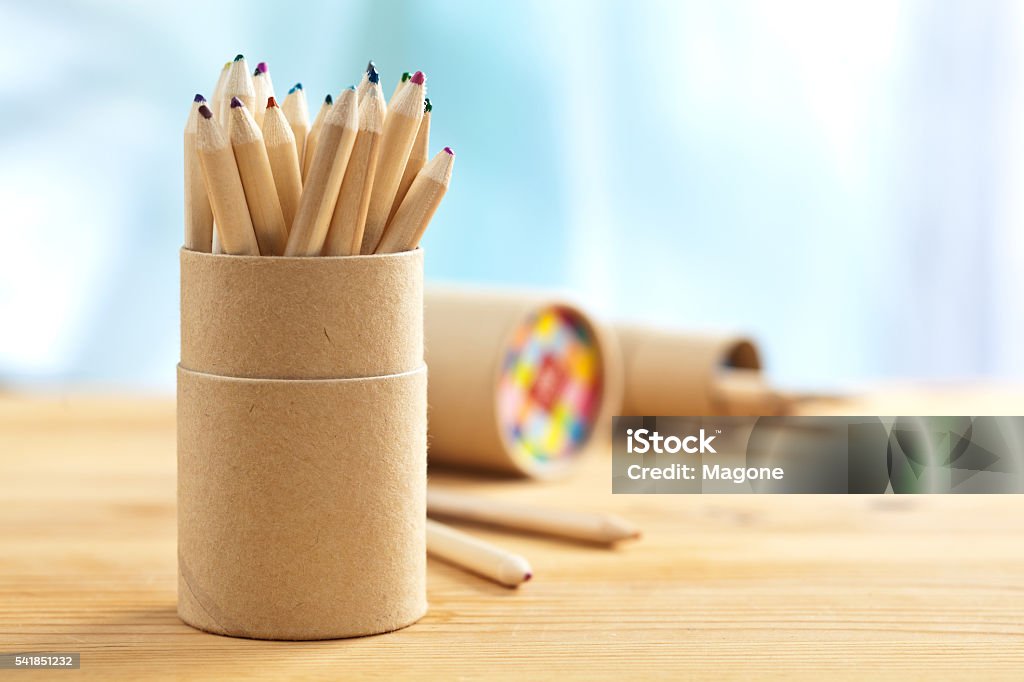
[179,551,252,638]
[177,363,426,384]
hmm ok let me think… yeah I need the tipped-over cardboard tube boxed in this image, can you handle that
[614,324,763,416]
[425,287,621,478]
[179,249,426,640]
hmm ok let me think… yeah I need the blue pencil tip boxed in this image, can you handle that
[193,93,206,103]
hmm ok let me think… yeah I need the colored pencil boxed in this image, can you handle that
[285,87,359,256]
[388,97,431,225]
[322,74,386,256]
[261,97,302,231]
[426,488,641,544]
[194,104,260,256]
[222,54,255,127]
[184,94,214,253]
[252,61,275,126]
[228,98,289,256]
[303,93,332,180]
[356,60,378,102]
[390,71,411,105]
[426,519,533,588]
[375,147,454,253]
[281,83,309,171]
[361,70,426,254]
[210,61,230,121]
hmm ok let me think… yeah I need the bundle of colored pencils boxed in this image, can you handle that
[184,56,454,257]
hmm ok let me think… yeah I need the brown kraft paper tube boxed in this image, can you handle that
[613,324,764,416]
[424,287,622,478]
[178,248,426,640]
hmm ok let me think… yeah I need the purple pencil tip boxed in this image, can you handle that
[256,62,268,74]
[443,146,455,157]
[193,93,206,103]
[230,96,243,108]
[409,71,425,85]
[198,105,213,119]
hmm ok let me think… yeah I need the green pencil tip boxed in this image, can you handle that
[424,98,432,113]
[401,71,411,82]
[234,54,244,61]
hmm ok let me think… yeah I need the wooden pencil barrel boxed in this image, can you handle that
[425,288,621,478]
[178,248,427,640]
[614,325,761,416]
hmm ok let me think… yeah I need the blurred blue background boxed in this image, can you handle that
[2,0,1023,392]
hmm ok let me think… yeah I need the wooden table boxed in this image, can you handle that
[2,390,1023,680]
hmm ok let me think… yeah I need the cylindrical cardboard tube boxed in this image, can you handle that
[179,248,426,640]
[424,287,621,478]
[177,366,427,640]
[614,324,762,416]
[180,248,423,379]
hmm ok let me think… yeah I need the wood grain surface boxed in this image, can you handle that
[1,389,1023,680]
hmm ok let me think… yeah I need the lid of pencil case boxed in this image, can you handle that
[493,303,615,476]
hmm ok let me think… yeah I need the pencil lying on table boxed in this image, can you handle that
[426,519,533,588]
[427,488,641,544]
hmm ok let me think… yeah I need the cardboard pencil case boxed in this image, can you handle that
[424,287,621,478]
[613,324,762,416]
[177,248,427,641]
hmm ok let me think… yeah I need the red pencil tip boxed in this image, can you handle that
[409,71,425,85]
[267,96,278,108]
[523,572,533,582]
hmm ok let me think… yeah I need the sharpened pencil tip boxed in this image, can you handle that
[523,572,533,582]
[347,85,356,91]
[234,54,244,62]
[401,71,411,82]
[410,71,425,85]
[193,93,206,103]
[255,61,268,74]
[443,146,454,156]
[295,82,303,90]
[367,63,379,84]
[366,60,375,72]
[198,105,213,119]
[324,94,333,105]
[267,96,278,108]
[424,98,432,113]
[230,96,243,108]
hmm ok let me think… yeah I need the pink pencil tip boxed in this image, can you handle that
[256,62,268,74]
[409,71,425,85]
[443,146,454,156]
